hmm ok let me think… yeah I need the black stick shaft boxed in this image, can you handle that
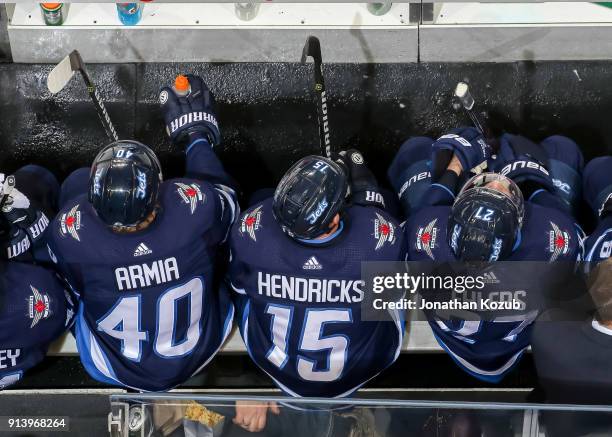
[70,51,119,142]
[455,82,499,152]
[301,36,332,159]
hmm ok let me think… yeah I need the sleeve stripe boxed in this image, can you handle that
[431,183,456,200]
[230,281,247,295]
[215,185,239,225]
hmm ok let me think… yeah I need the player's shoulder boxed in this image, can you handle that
[519,202,580,261]
[50,194,101,249]
[343,205,402,255]
[1,262,71,340]
[404,205,451,251]
[161,178,216,213]
[585,216,612,263]
[231,198,278,247]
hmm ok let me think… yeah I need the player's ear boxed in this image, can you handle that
[330,214,340,228]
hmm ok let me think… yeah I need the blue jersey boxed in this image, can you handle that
[0,261,74,389]
[48,179,236,391]
[404,202,582,382]
[229,199,405,397]
[584,216,612,268]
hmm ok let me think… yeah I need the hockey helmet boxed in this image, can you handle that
[273,155,348,240]
[448,173,524,261]
[89,140,162,228]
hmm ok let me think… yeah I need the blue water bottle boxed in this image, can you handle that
[116,3,143,26]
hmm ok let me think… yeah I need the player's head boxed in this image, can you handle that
[89,140,162,231]
[448,173,524,262]
[272,155,348,240]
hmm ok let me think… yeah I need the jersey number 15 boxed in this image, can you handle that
[265,305,352,383]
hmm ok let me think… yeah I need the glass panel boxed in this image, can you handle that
[109,394,612,437]
[430,2,612,25]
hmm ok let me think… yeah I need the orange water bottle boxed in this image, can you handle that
[173,75,191,97]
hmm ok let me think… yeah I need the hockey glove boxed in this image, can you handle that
[159,74,221,147]
[337,149,385,209]
[494,134,555,195]
[432,127,491,180]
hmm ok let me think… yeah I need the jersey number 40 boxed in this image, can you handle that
[97,277,203,361]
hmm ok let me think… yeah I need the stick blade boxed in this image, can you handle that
[300,35,322,65]
[47,52,77,94]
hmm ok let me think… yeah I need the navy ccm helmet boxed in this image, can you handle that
[273,156,349,240]
[448,173,524,262]
[89,140,163,228]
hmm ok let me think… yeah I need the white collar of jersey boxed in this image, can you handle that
[298,221,345,245]
[592,318,612,336]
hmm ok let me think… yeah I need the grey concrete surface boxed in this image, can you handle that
[0,5,11,62]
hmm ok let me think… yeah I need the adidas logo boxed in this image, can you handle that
[133,243,153,257]
[482,272,499,284]
[302,256,322,270]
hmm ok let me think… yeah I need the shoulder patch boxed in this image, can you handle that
[27,285,52,328]
[548,221,571,262]
[59,204,82,241]
[415,218,438,260]
[373,212,396,250]
[239,206,263,242]
[175,182,206,214]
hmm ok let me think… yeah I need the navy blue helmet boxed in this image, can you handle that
[273,156,348,240]
[89,140,162,228]
[448,173,524,262]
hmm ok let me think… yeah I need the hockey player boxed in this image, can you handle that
[0,166,75,389]
[532,156,612,405]
[388,128,584,218]
[228,150,404,400]
[387,128,582,382]
[47,75,238,391]
[582,156,612,268]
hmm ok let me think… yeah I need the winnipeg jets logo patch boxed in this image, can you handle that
[175,182,205,214]
[240,206,262,242]
[415,218,438,260]
[373,213,396,251]
[27,285,51,328]
[60,204,82,241]
[303,256,323,270]
[548,221,570,262]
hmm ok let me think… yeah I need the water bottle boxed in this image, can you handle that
[173,75,191,97]
[235,3,260,21]
[367,2,393,16]
[116,3,144,26]
[40,3,65,26]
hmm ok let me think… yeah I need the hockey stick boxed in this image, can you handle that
[47,50,119,142]
[301,36,333,159]
[454,82,499,153]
